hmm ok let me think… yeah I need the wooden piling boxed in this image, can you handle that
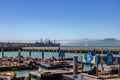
[58,47,60,60]
[42,50,44,60]
[80,51,83,73]
[96,64,98,77]
[119,64,120,76]
[90,64,93,70]
[119,52,120,76]
[29,50,31,57]
[2,48,4,58]
[73,56,78,77]
[18,50,21,63]
[101,51,103,67]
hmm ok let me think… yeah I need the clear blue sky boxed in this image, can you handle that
[0,0,120,40]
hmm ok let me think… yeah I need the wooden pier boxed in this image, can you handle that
[1,47,120,58]
[22,47,120,54]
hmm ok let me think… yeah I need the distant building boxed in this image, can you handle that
[0,39,60,51]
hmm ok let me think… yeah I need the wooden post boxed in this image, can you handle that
[101,51,103,67]
[42,50,44,60]
[81,51,83,73]
[118,64,120,76]
[18,50,21,63]
[96,64,98,76]
[29,50,31,57]
[100,51,103,76]
[90,64,93,70]
[1,48,4,58]
[119,52,120,76]
[64,51,66,60]
[73,56,78,77]
[58,47,60,60]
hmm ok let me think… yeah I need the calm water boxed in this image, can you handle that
[0,51,81,59]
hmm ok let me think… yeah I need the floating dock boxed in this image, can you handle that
[40,61,74,69]
[29,69,82,80]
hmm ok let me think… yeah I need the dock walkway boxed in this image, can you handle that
[22,47,120,54]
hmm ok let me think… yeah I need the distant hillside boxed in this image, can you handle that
[58,38,120,46]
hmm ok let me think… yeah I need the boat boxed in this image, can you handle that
[34,39,60,47]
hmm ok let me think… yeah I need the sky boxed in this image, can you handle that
[0,0,120,41]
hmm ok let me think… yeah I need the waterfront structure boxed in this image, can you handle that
[22,47,120,54]
[0,39,60,51]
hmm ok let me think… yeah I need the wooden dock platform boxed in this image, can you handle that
[40,61,74,69]
[63,74,120,80]
[29,69,82,80]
